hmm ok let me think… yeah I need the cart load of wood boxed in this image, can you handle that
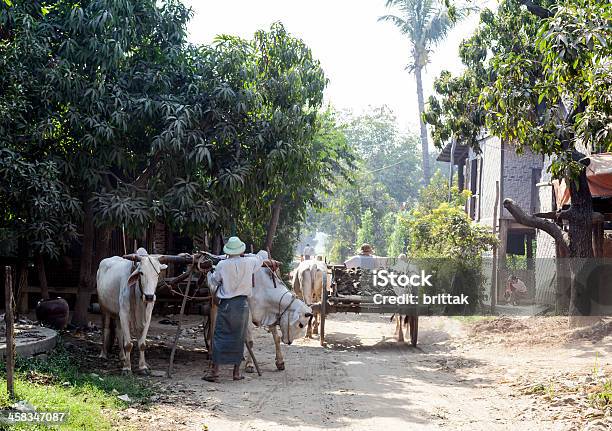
[332,266,402,297]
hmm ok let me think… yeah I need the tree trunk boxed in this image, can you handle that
[503,162,594,326]
[264,198,282,252]
[414,66,431,185]
[565,167,593,322]
[36,254,49,300]
[72,204,95,328]
[92,227,111,279]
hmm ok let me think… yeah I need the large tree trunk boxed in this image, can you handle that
[565,168,593,322]
[92,227,111,278]
[414,66,431,185]
[36,254,49,300]
[503,163,594,326]
[72,204,95,328]
[264,198,282,251]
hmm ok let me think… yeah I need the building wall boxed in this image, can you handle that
[471,136,502,229]
[500,143,544,219]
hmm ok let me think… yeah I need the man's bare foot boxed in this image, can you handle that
[202,373,220,382]
[233,365,244,381]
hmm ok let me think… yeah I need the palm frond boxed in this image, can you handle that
[422,10,452,46]
[378,14,410,34]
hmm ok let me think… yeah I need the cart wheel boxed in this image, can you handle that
[320,283,327,346]
[408,315,418,347]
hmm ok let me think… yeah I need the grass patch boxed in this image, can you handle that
[0,339,153,430]
[591,380,612,408]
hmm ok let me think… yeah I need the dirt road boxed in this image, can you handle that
[123,314,612,431]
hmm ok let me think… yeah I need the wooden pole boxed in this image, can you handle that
[166,272,194,378]
[244,341,262,376]
[5,266,15,399]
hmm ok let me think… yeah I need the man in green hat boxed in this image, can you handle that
[204,236,263,382]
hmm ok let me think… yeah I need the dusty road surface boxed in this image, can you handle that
[111,314,612,431]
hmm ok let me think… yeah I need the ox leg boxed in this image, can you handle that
[269,326,285,371]
[312,312,319,336]
[137,304,154,375]
[116,319,125,363]
[99,312,110,359]
[244,323,255,373]
[119,311,133,374]
[306,311,313,338]
[396,315,405,343]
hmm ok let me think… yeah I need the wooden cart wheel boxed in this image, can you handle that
[408,315,418,347]
[320,282,328,346]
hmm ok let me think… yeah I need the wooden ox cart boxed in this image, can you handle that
[312,264,419,347]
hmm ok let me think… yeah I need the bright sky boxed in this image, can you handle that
[183,0,490,135]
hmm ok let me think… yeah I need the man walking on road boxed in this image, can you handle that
[204,236,263,382]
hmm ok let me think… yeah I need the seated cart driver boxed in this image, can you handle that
[344,243,387,270]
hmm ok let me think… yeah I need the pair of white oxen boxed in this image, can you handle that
[96,249,325,375]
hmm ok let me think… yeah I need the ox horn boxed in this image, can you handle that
[123,254,142,262]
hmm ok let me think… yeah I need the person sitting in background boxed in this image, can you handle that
[344,243,387,270]
[302,244,315,261]
[504,275,528,305]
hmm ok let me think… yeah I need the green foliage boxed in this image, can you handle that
[386,212,411,256]
[399,177,496,311]
[415,169,470,212]
[408,202,496,259]
[0,1,350,266]
[342,107,422,203]
[306,107,420,261]
[356,208,375,250]
[426,0,612,177]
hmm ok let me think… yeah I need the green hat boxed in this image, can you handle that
[223,236,246,255]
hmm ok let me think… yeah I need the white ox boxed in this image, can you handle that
[208,254,313,372]
[292,259,328,338]
[96,248,167,374]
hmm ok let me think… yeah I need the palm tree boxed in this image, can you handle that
[379,0,470,185]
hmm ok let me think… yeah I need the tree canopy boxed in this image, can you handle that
[0,0,353,323]
[424,0,612,317]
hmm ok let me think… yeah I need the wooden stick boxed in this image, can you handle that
[244,341,262,376]
[5,266,15,399]
[166,271,194,378]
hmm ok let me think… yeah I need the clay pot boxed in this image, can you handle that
[36,298,70,330]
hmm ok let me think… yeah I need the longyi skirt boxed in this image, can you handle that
[212,295,249,365]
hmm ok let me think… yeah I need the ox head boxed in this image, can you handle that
[278,301,313,345]
[123,248,168,303]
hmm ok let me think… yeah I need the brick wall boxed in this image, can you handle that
[500,143,543,219]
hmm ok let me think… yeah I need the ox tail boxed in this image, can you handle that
[108,316,116,351]
[102,313,117,353]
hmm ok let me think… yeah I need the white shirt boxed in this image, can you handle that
[511,279,528,293]
[208,254,264,299]
[303,246,315,257]
[344,255,388,270]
